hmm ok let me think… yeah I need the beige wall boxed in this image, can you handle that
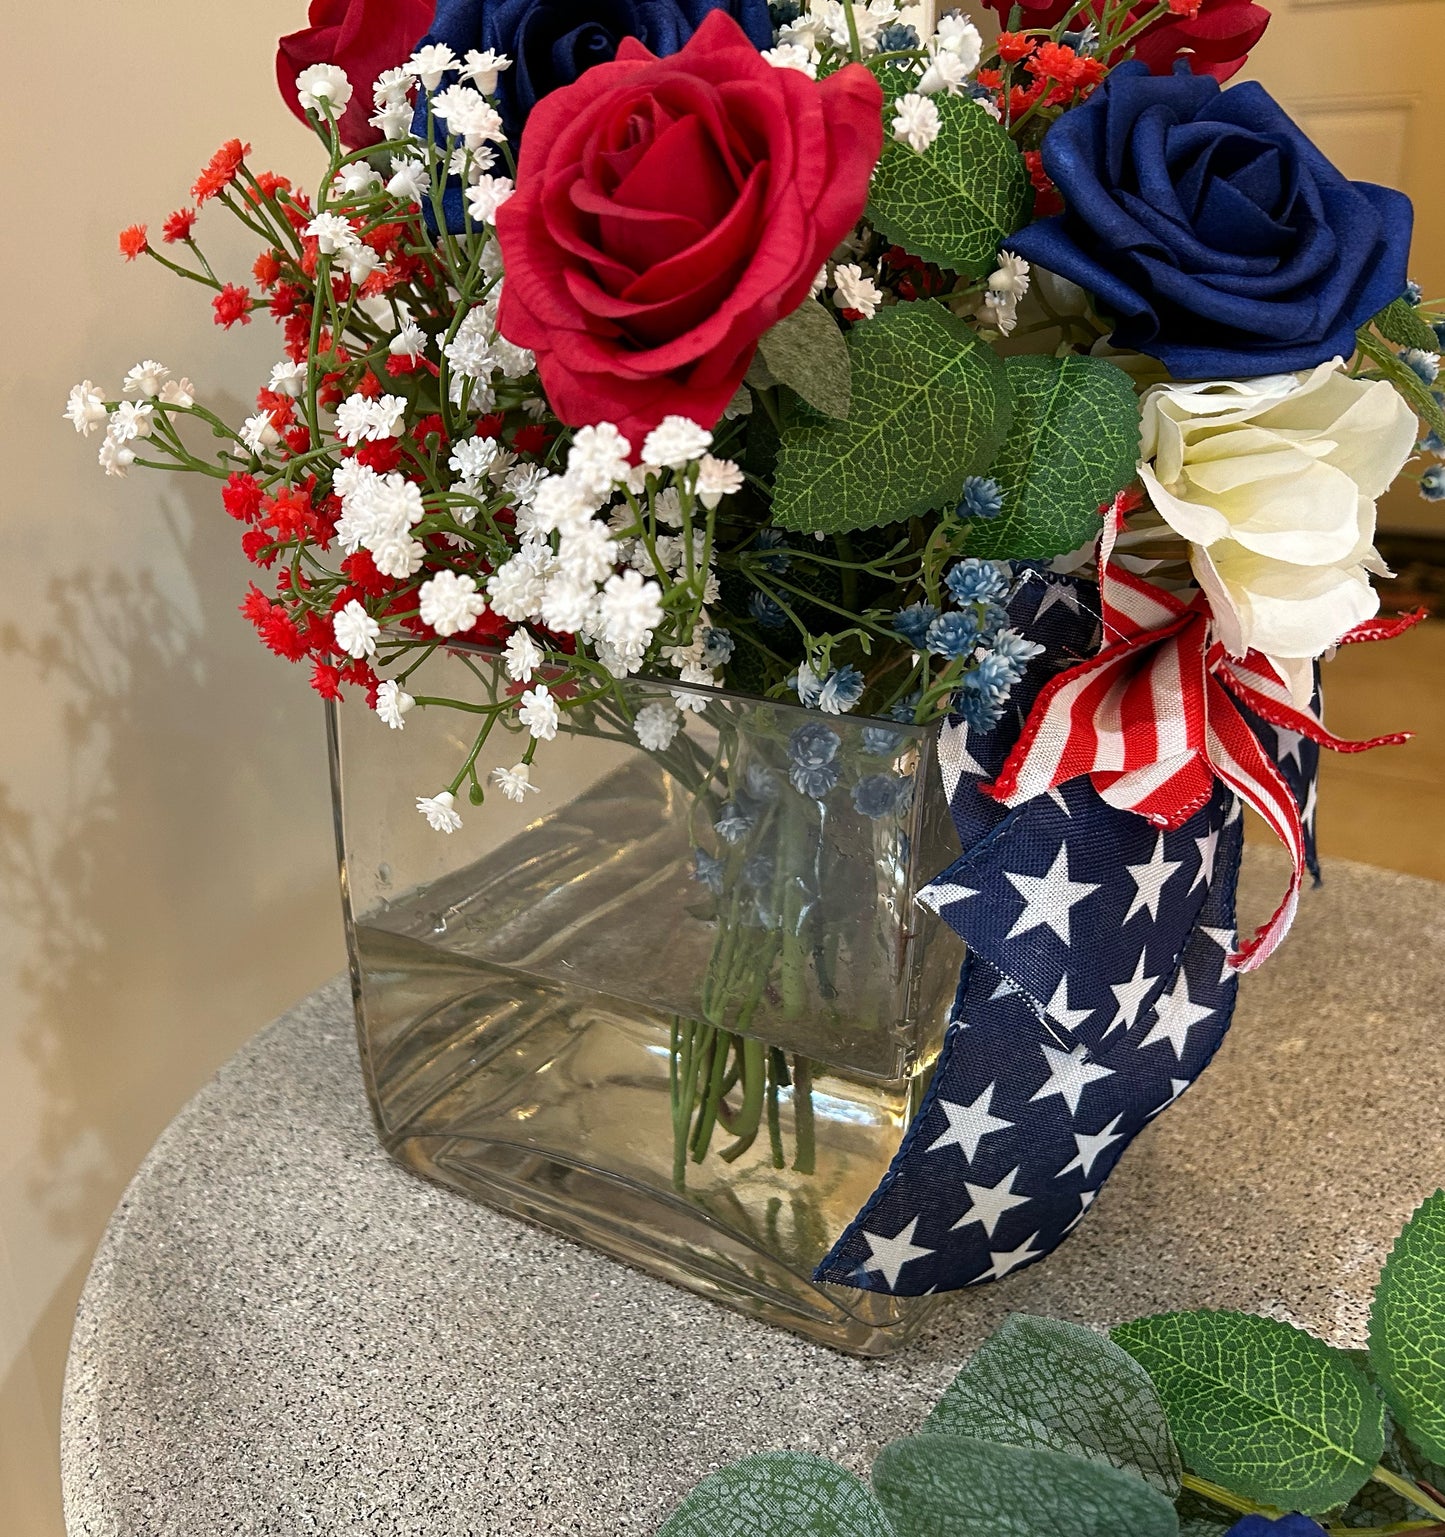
[1,5,342,1531]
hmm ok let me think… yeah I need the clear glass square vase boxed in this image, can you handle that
[328,646,963,1355]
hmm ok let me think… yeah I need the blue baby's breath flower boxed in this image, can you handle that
[700,627,734,668]
[985,628,1047,682]
[1403,348,1441,385]
[748,590,788,628]
[1422,465,1445,501]
[715,802,753,844]
[742,855,774,888]
[792,664,824,708]
[852,773,911,820]
[1405,279,1424,305]
[957,476,1004,521]
[1061,20,1098,52]
[788,721,841,798]
[888,692,921,723]
[892,601,938,648]
[744,761,779,802]
[1422,427,1445,456]
[945,557,1009,604]
[926,610,982,659]
[753,528,792,572]
[692,848,725,893]
[862,723,907,756]
[818,664,865,714]
[878,20,919,49]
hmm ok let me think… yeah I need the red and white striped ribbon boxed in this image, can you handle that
[982,497,1423,971]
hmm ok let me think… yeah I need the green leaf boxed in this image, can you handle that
[925,1314,1182,1495]
[1371,297,1441,354]
[1113,1310,1386,1514]
[758,298,852,420]
[872,1435,1179,1537]
[1355,328,1445,438]
[1370,1189,1445,1465]
[1335,1412,1445,1528]
[866,90,1031,278]
[966,354,1140,560]
[658,1452,897,1537]
[772,301,1011,534]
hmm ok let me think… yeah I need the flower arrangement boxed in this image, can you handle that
[68,0,1443,1302]
[657,1189,1445,1535]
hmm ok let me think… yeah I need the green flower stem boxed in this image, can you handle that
[1179,1472,1274,1518]
[1374,1467,1445,1522]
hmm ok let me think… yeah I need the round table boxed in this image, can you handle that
[62,853,1445,1536]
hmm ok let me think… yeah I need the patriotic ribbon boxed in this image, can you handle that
[982,499,1424,971]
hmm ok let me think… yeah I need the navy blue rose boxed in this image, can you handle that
[1007,63,1413,378]
[418,0,774,139]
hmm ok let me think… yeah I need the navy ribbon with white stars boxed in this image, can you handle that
[814,567,1316,1296]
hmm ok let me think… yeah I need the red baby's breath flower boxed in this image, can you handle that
[253,249,283,288]
[259,607,306,659]
[269,282,303,319]
[474,412,507,440]
[241,527,280,567]
[265,484,316,540]
[996,31,1036,62]
[119,224,149,261]
[1168,0,1204,14]
[213,282,254,328]
[310,660,345,700]
[162,208,197,244]
[284,425,313,457]
[354,370,383,400]
[341,549,391,597]
[239,585,273,626]
[222,471,265,523]
[512,423,550,456]
[247,171,294,206]
[192,139,251,204]
[354,437,403,474]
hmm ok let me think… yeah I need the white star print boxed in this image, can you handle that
[1004,845,1100,945]
[938,720,987,798]
[1042,975,1093,1034]
[981,1232,1042,1280]
[1047,784,1073,817]
[860,1216,934,1289]
[1147,1077,1192,1118]
[1139,972,1215,1060]
[929,1083,1013,1161]
[1034,581,1080,620]
[1302,775,1318,834]
[1190,825,1220,894]
[1123,833,1183,923]
[920,880,978,914]
[990,973,1023,1001]
[1058,1113,1126,1177]
[1106,951,1161,1034]
[1030,1042,1114,1115]
[1062,1188,1097,1233]
[1199,924,1237,984]
[951,1167,1031,1238]
[1275,727,1304,771]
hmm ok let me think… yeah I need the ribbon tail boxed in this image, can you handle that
[1338,607,1429,646]
[1219,666,1412,755]
[1203,674,1307,972]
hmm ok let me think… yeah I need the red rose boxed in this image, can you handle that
[276,0,434,150]
[495,11,884,448]
[979,0,1269,81]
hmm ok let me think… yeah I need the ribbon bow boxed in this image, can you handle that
[982,498,1422,971]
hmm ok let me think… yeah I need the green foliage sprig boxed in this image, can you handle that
[656,1191,1445,1536]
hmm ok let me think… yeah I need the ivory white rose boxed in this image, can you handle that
[1139,360,1418,701]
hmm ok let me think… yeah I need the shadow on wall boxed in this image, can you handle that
[0,451,339,1515]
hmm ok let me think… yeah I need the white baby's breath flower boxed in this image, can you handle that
[387,156,429,203]
[634,701,681,752]
[934,11,982,71]
[416,789,463,833]
[641,416,712,471]
[833,263,883,320]
[418,570,488,636]
[98,437,134,477]
[989,251,1031,298]
[390,322,427,364]
[450,434,499,487]
[334,163,383,198]
[373,66,416,107]
[487,544,554,621]
[371,99,415,140]
[369,534,425,579]
[269,359,307,397]
[761,43,818,76]
[409,43,459,91]
[1139,359,1419,699]
[332,599,380,659]
[598,568,664,649]
[159,378,195,408]
[918,44,970,96]
[305,212,359,256]
[374,679,414,729]
[503,629,542,683]
[64,381,108,436]
[296,63,353,115]
[465,174,514,225]
[518,684,560,741]
[241,412,281,455]
[491,762,538,803]
[694,455,744,510]
[567,422,632,497]
[892,92,940,153]
[108,400,155,442]
[123,360,170,399]
[558,521,619,586]
[460,48,512,94]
